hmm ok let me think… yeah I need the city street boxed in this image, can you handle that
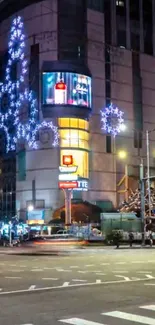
[0,249,155,324]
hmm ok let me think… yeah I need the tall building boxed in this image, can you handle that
[0,0,154,223]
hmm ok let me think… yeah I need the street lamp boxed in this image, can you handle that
[119,123,127,132]
[118,150,127,160]
[27,205,34,212]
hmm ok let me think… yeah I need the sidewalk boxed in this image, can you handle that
[0,244,154,255]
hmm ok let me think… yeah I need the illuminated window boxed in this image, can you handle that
[58,118,89,130]
[58,118,70,128]
[60,149,89,178]
[116,0,124,6]
[59,129,89,149]
[70,118,78,128]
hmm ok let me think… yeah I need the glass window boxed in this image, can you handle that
[58,0,86,60]
[60,149,89,178]
[18,150,26,181]
[70,118,78,128]
[130,0,140,51]
[58,118,89,130]
[59,118,70,128]
[59,129,89,149]
[106,135,112,153]
[87,0,104,12]
[143,0,153,55]
[70,130,79,147]
[78,119,85,129]
[116,0,126,48]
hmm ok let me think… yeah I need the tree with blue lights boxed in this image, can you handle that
[0,16,59,153]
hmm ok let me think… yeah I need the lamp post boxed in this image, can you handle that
[146,130,152,218]
[140,159,145,246]
[117,150,129,202]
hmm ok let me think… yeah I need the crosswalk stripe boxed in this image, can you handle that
[59,318,106,325]
[140,305,155,311]
[102,311,155,324]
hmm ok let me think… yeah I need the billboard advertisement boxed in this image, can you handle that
[42,72,92,108]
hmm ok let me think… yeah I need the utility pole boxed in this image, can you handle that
[146,130,151,218]
[63,189,72,225]
[140,159,145,246]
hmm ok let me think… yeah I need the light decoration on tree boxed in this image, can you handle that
[119,187,155,216]
[0,16,59,152]
[100,103,125,137]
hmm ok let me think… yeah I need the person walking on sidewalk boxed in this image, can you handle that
[149,232,153,247]
[129,231,134,247]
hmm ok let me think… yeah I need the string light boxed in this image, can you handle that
[100,103,125,137]
[0,16,59,153]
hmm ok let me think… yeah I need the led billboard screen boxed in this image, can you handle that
[42,72,92,108]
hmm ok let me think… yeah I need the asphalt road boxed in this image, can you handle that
[0,249,155,324]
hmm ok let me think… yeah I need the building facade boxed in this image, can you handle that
[0,0,154,222]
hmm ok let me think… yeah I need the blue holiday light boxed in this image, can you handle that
[100,103,125,137]
[0,16,59,152]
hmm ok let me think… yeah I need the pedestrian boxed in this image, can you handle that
[149,232,153,247]
[129,232,134,247]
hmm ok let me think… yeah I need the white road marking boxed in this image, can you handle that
[31,269,43,272]
[19,265,27,268]
[70,266,79,269]
[100,263,109,265]
[59,318,104,325]
[10,270,22,273]
[62,282,70,287]
[138,271,152,274]
[140,305,155,311]
[78,271,88,274]
[42,278,58,280]
[148,260,155,263]
[144,283,155,286]
[5,277,21,279]
[146,274,154,279]
[72,279,87,282]
[102,311,155,324]
[85,265,94,267]
[10,264,17,267]
[115,262,126,264]
[96,280,102,284]
[43,267,55,270]
[115,275,130,281]
[28,285,36,290]
[56,268,72,272]
[131,261,143,264]
[112,271,128,273]
[95,273,105,275]
[0,276,154,295]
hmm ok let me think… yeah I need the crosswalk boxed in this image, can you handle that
[59,304,155,324]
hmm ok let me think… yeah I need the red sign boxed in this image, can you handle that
[63,155,73,166]
[55,81,67,90]
[59,181,78,189]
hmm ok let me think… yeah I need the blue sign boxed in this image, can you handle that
[27,210,45,221]
[42,72,92,109]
